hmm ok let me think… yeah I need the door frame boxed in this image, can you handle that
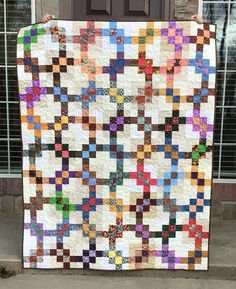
[59,0,175,20]
[59,0,73,19]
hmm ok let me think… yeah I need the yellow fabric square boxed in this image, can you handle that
[144,145,151,152]
[137,151,144,159]
[116,95,124,103]
[55,123,62,130]
[115,257,122,264]
[61,116,68,123]
[110,88,117,96]
[62,171,69,178]
[109,251,116,258]
[139,29,146,36]
[56,178,62,184]
[89,231,96,238]
[83,224,89,231]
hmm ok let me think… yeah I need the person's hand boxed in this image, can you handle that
[191,15,204,24]
[41,14,55,23]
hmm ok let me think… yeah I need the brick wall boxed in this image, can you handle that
[0,179,23,217]
[175,0,198,20]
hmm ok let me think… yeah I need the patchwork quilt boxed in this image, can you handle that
[17,20,216,270]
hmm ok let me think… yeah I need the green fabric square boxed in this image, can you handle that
[24,44,31,51]
[17,37,24,44]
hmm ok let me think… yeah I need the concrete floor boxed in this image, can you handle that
[0,274,236,289]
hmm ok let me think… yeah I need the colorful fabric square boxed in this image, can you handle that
[17,21,216,270]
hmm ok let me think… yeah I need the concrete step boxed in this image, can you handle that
[0,218,236,280]
[1,274,236,289]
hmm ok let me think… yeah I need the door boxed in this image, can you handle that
[59,0,175,21]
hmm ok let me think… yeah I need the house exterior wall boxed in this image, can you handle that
[34,0,199,21]
[1,178,235,220]
[0,0,235,220]
[35,0,59,22]
[175,0,198,19]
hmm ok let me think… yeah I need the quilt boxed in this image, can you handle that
[17,20,216,270]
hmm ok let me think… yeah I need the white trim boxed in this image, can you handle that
[0,138,21,141]
[0,174,22,178]
[213,178,236,184]
[216,106,236,108]
[0,31,18,34]
[214,143,236,146]
[198,0,203,17]
[218,70,236,73]
[0,101,20,104]
[0,65,16,68]
[31,0,36,23]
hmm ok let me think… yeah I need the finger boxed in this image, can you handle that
[46,15,55,21]
[192,15,202,24]
[42,15,49,22]
[46,16,52,22]
[196,18,203,24]
[199,17,204,24]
